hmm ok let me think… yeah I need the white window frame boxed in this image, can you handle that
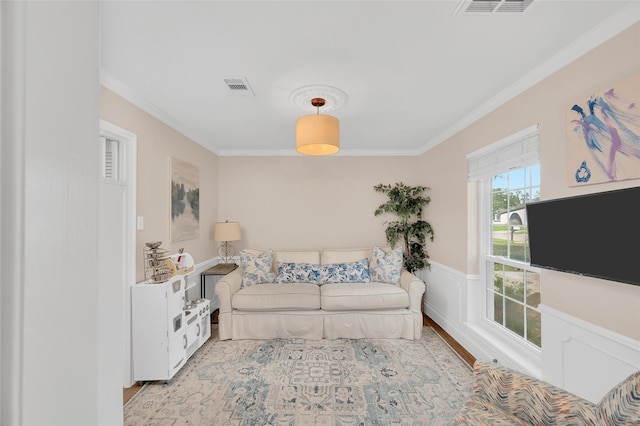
[467,124,542,373]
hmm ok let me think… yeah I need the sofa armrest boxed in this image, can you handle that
[215,267,243,314]
[399,270,425,313]
[469,361,598,425]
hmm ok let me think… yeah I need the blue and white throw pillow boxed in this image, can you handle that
[276,262,321,284]
[276,259,371,284]
[369,246,403,284]
[240,249,276,287]
[319,258,371,284]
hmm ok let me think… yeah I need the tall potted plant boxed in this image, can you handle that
[374,182,434,273]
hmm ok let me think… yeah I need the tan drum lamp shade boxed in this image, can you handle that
[296,98,340,156]
[214,221,241,264]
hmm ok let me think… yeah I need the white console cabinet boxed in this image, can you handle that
[132,272,211,382]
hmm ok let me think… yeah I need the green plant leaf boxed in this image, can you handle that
[374,182,434,273]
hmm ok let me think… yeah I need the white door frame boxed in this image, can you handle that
[99,119,137,387]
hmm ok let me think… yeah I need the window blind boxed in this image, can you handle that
[100,136,120,180]
[467,124,539,180]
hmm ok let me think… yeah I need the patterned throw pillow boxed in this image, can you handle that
[276,259,371,284]
[369,246,403,284]
[319,258,371,284]
[276,262,321,284]
[240,249,276,287]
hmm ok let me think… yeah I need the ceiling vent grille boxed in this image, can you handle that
[224,77,255,97]
[455,0,534,15]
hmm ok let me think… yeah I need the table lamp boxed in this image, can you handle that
[214,221,241,264]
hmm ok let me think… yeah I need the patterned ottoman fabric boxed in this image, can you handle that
[597,369,640,425]
[450,398,525,425]
[450,361,640,426]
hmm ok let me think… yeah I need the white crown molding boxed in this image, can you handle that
[100,69,219,155]
[216,148,423,157]
[419,3,640,155]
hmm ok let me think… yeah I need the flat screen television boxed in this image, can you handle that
[525,186,639,286]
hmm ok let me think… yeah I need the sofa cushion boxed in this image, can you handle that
[320,282,409,311]
[240,249,276,287]
[321,248,372,265]
[275,250,320,266]
[233,283,321,311]
[369,246,403,284]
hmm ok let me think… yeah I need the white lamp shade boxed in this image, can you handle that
[214,221,241,242]
[296,113,340,156]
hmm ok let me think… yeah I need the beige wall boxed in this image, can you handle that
[415,23,640,340]
[100,87,219,282]
[218,156,427,251]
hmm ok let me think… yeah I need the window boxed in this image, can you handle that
[488,164,541,347]
[468,125,541,349]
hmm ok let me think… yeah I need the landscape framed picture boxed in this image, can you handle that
[566,72,640,186]
[170,157,199,242]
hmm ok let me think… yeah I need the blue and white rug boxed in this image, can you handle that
[124,326,472,425]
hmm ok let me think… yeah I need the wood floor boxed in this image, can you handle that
[123,314,475,405]
[423,314,476,367]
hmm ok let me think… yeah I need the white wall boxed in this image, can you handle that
[1,2,102,425]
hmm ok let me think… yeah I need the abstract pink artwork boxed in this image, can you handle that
[566,73,640,186]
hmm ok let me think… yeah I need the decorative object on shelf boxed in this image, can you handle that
[566,72,640,186]
[214,220,241,264]
[143,242,194,283]
[143,241,175,283]
[290,85,346,156]
[169,251,194,275]
[170,156,200,242]
[374,182,434,273]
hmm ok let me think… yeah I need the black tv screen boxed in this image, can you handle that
[525,186,639,286]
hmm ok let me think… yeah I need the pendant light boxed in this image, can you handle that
[295,97,340,156]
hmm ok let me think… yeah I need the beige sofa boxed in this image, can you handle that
[215,248,426,340]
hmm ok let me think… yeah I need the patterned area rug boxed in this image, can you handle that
[124,326,472,425]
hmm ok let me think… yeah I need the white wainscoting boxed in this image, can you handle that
[422,262,541,374]
[422,262,497,366]
[422,262,640,401]
[540,304,640,403]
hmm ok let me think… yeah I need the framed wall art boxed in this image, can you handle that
[566,72,640,186]
[170,157,199,242]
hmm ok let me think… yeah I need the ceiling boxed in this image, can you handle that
[100,1,639,156]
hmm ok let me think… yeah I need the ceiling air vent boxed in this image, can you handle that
[455,0,534,15]
[224,77,255,97]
